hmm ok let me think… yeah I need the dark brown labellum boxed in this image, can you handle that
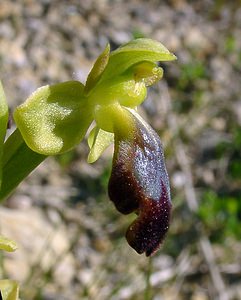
[108,111,172,256]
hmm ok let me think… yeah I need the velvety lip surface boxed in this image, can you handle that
[108,110,171,256]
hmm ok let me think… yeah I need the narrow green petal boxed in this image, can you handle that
[14,81,93,155]
[0,235,18,252]
[87,126,114,163]
[85,44,110,94]
[0,280,19,300]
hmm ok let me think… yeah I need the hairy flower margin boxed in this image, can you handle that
[14,38,176,256]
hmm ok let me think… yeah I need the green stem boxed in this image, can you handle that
[0,81,9,190]
[144,257,153,300]
[0,129,46,202]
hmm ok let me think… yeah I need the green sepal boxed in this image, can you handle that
[0,81,9,189]
[0,235,17,252]
[85,44,110,94]
[87,126,114,163]
[0,280,19,300]
[99,38,176,82]
[14,81,93,155]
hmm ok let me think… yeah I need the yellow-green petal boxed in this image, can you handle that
[87,126,114,163]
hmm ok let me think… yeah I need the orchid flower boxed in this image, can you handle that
[1,38,176,255]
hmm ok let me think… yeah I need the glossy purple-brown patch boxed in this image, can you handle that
[108,111,172,256]
[126,182,171,256]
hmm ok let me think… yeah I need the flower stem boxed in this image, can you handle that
[144,257,153,300]
[0,129,46,201]
[0,81,9,190]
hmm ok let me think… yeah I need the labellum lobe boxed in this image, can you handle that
[108,110,171,256]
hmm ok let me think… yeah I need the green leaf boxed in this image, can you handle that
[99,38,176,82]
[0,81,9,189]
[85,44,110,94]
[0,280,19,300]
[0,235,17,252]
[0,129,46,201]
[14,81,93,155]
[87,126,114,163]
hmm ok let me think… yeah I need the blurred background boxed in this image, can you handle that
[0,0,241,299]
